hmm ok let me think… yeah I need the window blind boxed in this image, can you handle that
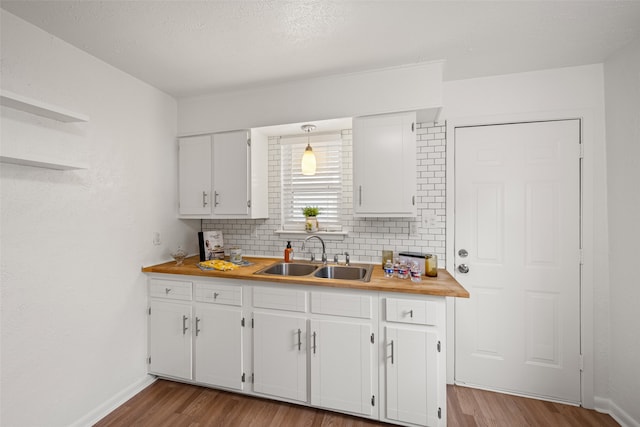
[281,135,343,231]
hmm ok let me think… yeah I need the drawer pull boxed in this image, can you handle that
[213,292,219,300]
[182,315,188,335]
[390,340,395,364]
[165,288,171,295]
[406,309,413,318]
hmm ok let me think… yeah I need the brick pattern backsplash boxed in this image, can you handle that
[203,122,447,266]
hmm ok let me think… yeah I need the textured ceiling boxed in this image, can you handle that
[2,1,640,98]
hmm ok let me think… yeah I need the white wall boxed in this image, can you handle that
[0,10,199,427]
[603,38,640,426]
[441,64,609,410]
[177,61,443,135]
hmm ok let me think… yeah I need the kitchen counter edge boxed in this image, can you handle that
[142,256,469,298]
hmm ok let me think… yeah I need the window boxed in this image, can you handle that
[281,133,343,231]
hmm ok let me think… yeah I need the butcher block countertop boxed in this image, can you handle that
[142,256,469,298]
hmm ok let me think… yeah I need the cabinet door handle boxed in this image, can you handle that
[390,340,395,364]
[297,329,302,351]
[195,317,201,336]
[412,195,415,206]
[312,331,317,354]
[214,191,220,207]
[359,186,362,206]
[165,288,171,295]
[202,191,208,207]
[407,309,414,318]
[182,315,188,335]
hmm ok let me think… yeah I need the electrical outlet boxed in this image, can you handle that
[409,222,418,235]
[153,232,161,245]
[423,215,437,228]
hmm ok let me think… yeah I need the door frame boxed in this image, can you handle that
[445,109,600,408]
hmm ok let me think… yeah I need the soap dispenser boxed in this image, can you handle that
[284,241,293,262]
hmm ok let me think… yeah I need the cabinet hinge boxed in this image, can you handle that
[241,317,245,327]
[241,373,246,383]
[579,249,584,265]
[247,137,251,147]
[247,200,251,208]
[371,395,375,406]
[437,340,441,352]
[370,333,375,344]
[579,354,584,371]
[438,407,442,419]
[147,357,151,365]
[579,143,584,158]
[252,373,255,383]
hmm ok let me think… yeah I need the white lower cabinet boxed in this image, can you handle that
[382,295,446,427]
[310,319,375,416]
[385,327,440,426]
[309,289,377,418]
[148,278,194,381]
[148,278,245,389]
[147,276,446,427]
[253,312,308,402]
[194,303,244,390]
[148,299,193,381]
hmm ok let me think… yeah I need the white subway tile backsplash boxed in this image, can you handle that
[203,122,447,267]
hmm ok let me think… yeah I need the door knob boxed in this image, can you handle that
[458,264,470,274]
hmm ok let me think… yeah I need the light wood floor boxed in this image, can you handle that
[94,379,619,427]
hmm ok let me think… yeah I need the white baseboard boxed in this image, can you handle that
[69,375,157,427]
[594,396,640,427]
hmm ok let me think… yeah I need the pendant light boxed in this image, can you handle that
[300,124,317,176]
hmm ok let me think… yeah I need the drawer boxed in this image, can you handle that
[253,286,307,312]
[311,291,372,319]
[149,278,192,301]
[195,282,242,306]
[385,298,437,326]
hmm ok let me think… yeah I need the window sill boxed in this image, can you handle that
[274,229,349,241]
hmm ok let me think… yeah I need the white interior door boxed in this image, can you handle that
[454,120,581,404]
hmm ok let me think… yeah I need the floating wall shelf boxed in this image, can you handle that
[0,90,89,123]
[1,90,89,170]
[0,155,87,170]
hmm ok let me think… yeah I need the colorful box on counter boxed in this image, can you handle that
[198,230,225,261]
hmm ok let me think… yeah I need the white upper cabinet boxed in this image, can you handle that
[178,135,212,216]
[353,111,417,217]
[178,129,268,219]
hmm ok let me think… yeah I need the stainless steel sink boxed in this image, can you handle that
[254,261,374,282]
[313,265,373,281]
[255,262,318,276]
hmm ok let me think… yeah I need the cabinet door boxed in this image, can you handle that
[178,135,212,216]
[212,131,249,216]
[353,112,417,217]
[253,312,307,403]
[310,319,375,417]
[386,326,441,426]
[148,300,193,380]
[194,304,244,390]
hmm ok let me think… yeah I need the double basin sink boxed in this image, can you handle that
[254,261,374,282]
